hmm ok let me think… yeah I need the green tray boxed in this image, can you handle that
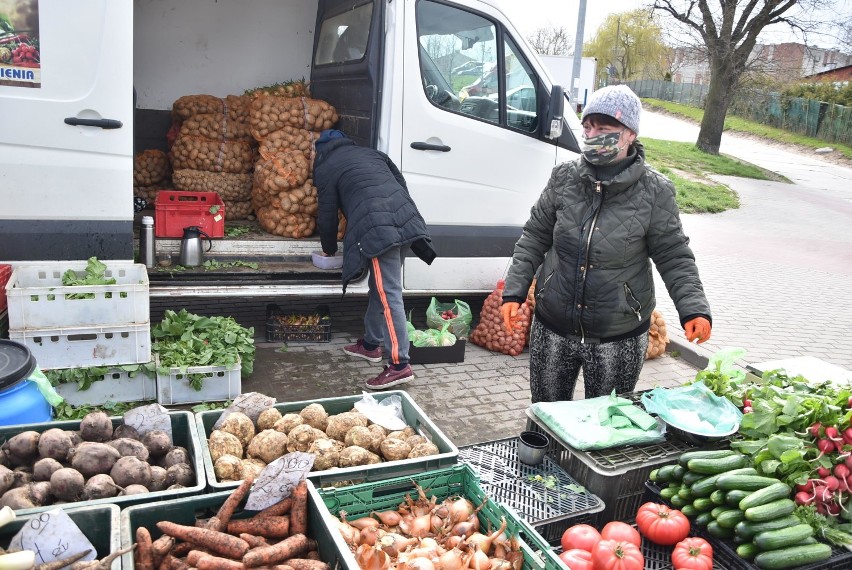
[196,390,458,491]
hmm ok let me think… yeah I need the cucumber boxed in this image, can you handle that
[753,524,814,551]
[744,498,796,522]
[695,512,714,527]
[690,467,758,498]
[716,508,747,528]
[736,543,759,560]
[677,487,694,502]
[752,543,832,569]
[682,471,706,487]
[710,489,727,505]
[726,489,753,507]
[710,505,728,519]
[670,493,687,508]
[734,515,801,540]
[678,449,736,466]
[660,486,679,500]
[688,454,748,474]
[739,482,792,511]
[671,464,687,482]
[706,520,735,539]
[692,497,715,512]
[681,504,699,517]
[649,468,660,482]
[655,464,678,483]
[717,474,781,491]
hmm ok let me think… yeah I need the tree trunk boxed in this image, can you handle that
[697,65,738,154]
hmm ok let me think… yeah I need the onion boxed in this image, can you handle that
[360,525,379,546]
[337,517,360,547]
[469,545,491,570]
[400,512,433,538]
[402,559,435,570]
[356,544,391,570]
[350,516,381,530]
[443,535,464,549]
[377,532,418,557]
[450,518,478,538]
[372,509,402,526]
[437,548,467,570]
[465,516,507,554]
[446,496,475,524]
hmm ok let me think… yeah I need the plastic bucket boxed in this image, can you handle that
[0,339,52,426]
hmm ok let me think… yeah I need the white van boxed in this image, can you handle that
[0,0,583,298]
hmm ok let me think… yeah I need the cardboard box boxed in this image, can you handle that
[409,338,465,364]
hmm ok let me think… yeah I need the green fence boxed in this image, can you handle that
[626,79,852,145]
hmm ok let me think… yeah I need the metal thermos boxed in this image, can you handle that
[140,216,155,269]
[178,226,213,267]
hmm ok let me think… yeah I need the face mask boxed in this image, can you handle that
[582,130,625,165]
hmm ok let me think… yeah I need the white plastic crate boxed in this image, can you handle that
[9,323,151,369]
[156,356,241,405]
[53,366,157,405]
[5,261,149,330]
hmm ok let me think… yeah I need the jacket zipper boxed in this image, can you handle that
[578,181,603,343]
[623,283,643,321]
[536,272,554,301]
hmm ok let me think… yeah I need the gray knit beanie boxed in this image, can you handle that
[581,85,641,135]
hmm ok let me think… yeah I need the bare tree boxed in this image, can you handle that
[654,0,839,154]
[526,25,573,56]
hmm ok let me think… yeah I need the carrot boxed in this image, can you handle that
[156,521,250,560]
[187,550,210,567]
[68,545,134,570]
[256,497,292,518]
[168,555,191,570]
[157,554,173,570]
[211,474,256,531]
[242,534,316,568]
[33,549,92,570]
[304,552,321,561]
[288,481,308,536]
[239,534,270,549]
[152,535,176,563]
[137,526,155,570]
[281,559,329,570]
[197,554,246,570]
[171,542,199,557]
[271,566,295,570]
[228,516,289,538]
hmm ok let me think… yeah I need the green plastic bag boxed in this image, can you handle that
[530,392,665,451]
[641,381,742,438]
[28,367,64,407]
[426,298,472,338]
[411,324,457,348]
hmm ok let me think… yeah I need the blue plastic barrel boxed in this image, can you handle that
[0,339,53,426]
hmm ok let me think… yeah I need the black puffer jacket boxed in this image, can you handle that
[503,142,710,341]
[313,136,436,289]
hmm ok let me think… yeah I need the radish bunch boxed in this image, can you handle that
[794,422,852,516]
[11,42,39,67]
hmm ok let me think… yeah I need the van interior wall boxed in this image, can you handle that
[149,295,488,338]
[135,110,172,153]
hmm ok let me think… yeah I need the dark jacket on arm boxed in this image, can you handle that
[313,135,436,291]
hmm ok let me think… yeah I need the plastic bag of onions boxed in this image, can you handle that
[646,309,669,359]
[133,149,170,186]
[470,280,532,356]
[172,169,253,202]
[259,126,319,164]
[170,135,256,174]
[248,96,339,139]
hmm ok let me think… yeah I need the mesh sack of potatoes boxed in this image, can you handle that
[223,94,252,122]
[133,181,171,204]
[170,136,256,174]
[253,150,310,195]
[249,96,339,139]
[258,126,319,164]
[224,200,253,220]
[178,112,253,142]
[133,149,171,186]
[252,180,317,216]
[256,207,316,238]
[172,94,225,120]
[646,309,670,360]
[172,169,253,201]
[470,280,532,356]
[245,79,311,99]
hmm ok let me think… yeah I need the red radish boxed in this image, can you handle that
[827,502,842,516]
[809,422,823,438]
[847,395,852,408]
[824,475,841,492]
[847,474,852,490]
[815,485,834,503]
[825,426,843,442]
[835,464,850,481]
[795,491,815,505]
[843,428,852,445]
[743,399,753,407]
[817,439,835,459]
[818,465,832,478]
[797,480,817,493]
[743,406,753,414]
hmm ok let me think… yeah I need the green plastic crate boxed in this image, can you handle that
[309,463,565,570]
[196,390,458,491]
[0,504,121,570]
[121,489,336,570]
[0,411,205,515]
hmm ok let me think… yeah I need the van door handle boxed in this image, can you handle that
[410,141,451,152]
[64,117,124,129]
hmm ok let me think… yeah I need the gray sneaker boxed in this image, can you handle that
[366,365,414,390]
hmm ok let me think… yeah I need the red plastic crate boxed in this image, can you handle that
[0,264,11,312]
[154,190,225,238]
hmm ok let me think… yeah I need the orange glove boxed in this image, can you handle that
[684,317,712,343]
[500,302,520,333]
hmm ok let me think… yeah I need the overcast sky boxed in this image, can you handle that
[500,0,848,51]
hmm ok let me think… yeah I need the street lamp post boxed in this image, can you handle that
[571,0,588,110]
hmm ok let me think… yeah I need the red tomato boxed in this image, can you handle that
[561,524,602,552]
[558,549,593,570]
[590,539,644,570]
[671,537,713,570]
[635,502,691,545]
[599,521,641,547]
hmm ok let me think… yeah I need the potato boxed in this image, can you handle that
[339,446,381,468]
[70,442,121,477]
[32,458,64,482]
[325,412,368,441]
[308,438,342,471]
[379,438,412,462]
[50,468,84,501]
[37,428,73,461]
[273,413,303,434]
[179,112,252,142]
[108,438,150,462]
[257,408,283,431]
[299,403,329,431]
[82,474,121,500]
[171,136,255,174]
[214,454,242,481]
[209,430,244,462]
[224,199,253,220]
[134,149,171,186]
[344,426,374,449]
[247,429,288,463]
[408,442,440,458]
[80,411,113,442]
[219,412,256,449]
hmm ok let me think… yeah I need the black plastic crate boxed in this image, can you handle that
[525,390,713,525]
[460,437,605,544]
[265,303,331,342]
[409,338,466,364]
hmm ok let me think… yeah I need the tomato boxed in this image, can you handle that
[599,521,641,547]
[635,502,691,545]
[561,524,602,552]
[558,549,593,570]
[671,537,713,570]
[590,539,644,570]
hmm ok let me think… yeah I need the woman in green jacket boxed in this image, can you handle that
[500,85,712,402]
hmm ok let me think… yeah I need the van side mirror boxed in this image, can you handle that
[546,85,564,140]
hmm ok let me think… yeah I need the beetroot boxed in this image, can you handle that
[50,468,85,501]
[80,411,114,442]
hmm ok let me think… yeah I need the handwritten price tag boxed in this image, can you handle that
[213,392,276,429]
[124,403,172,439]
[9,509,97,566]
[244,452,314,511]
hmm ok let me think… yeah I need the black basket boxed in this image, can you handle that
[265,304,331,343]
[459,438,604,544]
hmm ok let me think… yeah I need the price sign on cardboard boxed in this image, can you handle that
[9,509,97,566]
[244,452,314,511]
[213,392,276,429]
[124,403,173,439]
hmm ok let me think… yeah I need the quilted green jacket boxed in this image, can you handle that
[503,142,711,341]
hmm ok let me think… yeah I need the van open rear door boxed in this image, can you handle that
[0,0,134,261]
